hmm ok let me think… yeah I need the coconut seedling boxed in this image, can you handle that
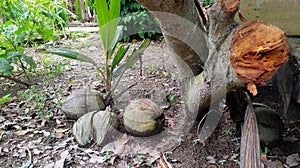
[47,0,150,107]
[46,0,150,145]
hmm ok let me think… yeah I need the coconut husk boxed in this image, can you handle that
[61,88,106,119]
[72,110,119,146]
[123,99,164,137]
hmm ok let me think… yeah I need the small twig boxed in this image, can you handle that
[196,110,213,135]
[159,152,173,168]
[20,147,32,168]
[0,74,31,87]
[113,82,137,100]
[139,55,143,76]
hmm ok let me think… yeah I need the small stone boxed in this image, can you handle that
[206,155,216,164]
[286,153,300,167]
[87,46,98,51]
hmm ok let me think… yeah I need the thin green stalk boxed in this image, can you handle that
[105,50,111,91]
[96,66,108,86]
[17,56,31,83]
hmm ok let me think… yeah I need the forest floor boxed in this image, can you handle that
[0,32,300,168]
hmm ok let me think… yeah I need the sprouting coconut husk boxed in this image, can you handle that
[61,88,106,119]
[72,110,119,146]
[123,99,164,137]
[230,20,290,96]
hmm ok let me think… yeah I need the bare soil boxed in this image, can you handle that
[0,33,299,168]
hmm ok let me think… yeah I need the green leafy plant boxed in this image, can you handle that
[119,0,161,42]
[204,0,211,6]
[223,129,233,135]
[261,146,270,155]
[18,86,50,114]
[0,0,70,86]
[46,0,150,106]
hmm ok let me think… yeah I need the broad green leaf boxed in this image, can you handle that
[95,0,109,29]
[22,54,36,68]
[41,10,54,19]
[95,0,109,50]
[95,0,120,52]
[0,52,8,59]
[109,0,120,21]
[7,51,22,59]
[108,26,122,58]
[0,58,13,74]
[125,38,150,68]
[107,0,120,50]
[46,48,97,67]
[113,63,125,78]
[111,45,129,71]
[139,38,151,51]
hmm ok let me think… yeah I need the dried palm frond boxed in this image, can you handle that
[240,93,262,168]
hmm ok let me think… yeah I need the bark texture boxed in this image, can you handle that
[137,0,244,119]
[137,1,289,167]
[137,0,287,121]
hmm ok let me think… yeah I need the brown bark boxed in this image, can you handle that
[137,0,208,76]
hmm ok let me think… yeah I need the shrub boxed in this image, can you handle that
[119,0,161,42]
[0,0,70,85]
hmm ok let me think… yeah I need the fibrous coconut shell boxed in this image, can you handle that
[72,110,119,146]
[61,88,106,119]
[230,20,290,95]
[124,99,163,137]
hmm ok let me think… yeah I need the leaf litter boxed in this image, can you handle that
[0,33,299,167]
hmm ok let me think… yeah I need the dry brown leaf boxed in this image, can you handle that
[261,154,267,161]
[14,129,35,136]
[54,128,69,133]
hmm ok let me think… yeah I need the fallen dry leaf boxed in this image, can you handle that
[14,129,35,136]
[54,128,69,133]
[0,116,6,123]
[261,154,267,161]
[55,132,64,139]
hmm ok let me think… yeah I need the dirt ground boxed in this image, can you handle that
[0,33,300,168]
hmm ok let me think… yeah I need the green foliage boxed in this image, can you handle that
[0,94,12,104]
[36,56,68,79]
[223,129,233,135]
[119,0,161,42]
[18,86,50,114]
[75,0,82,21]
[47,0,151,103]
[261,146,270,155]
[205,0,211,6]
[0,0,69,84]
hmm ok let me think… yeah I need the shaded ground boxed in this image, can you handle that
[0,33,300,168]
